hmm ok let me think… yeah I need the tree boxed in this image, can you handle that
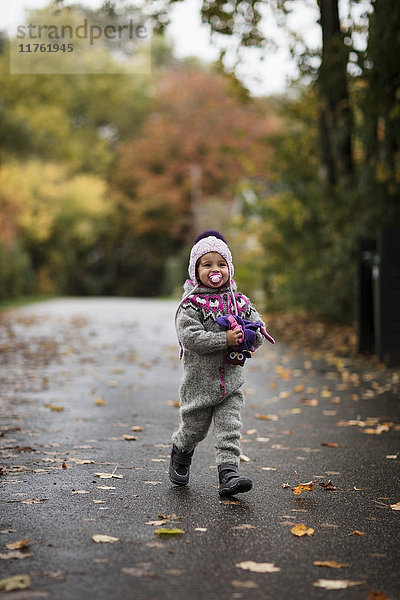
[107,66,276,295]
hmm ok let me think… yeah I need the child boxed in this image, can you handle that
[169,230,274,496]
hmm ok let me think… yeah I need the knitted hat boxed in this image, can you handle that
[188,230,234,283]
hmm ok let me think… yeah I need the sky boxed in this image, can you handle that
[2,0,322,95]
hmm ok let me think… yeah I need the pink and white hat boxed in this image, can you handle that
[188,233,234,283]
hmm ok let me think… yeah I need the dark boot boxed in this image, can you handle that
[218,463,252,496]
[169,444,194,486]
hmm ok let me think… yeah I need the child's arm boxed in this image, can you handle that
[177,307,228,355]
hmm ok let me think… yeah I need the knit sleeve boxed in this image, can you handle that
[176,306,227,355]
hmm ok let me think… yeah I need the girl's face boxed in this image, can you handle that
[197,252,229,288]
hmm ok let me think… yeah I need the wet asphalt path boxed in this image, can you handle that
[0,298,399,600]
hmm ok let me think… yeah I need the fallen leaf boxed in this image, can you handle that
[318,480,337,491]
[92,534,119,543]
[123,435,138,441]
[44,404,64,412]
[94,465,123,479]
[71,490,90,495]
[145,520,166,526]
[231,580,258,589]
[239,454,250,462]
[6,538,30,550]
[262,466,277,471]
[154,528,184,536]
[256,437,270,443]
[232,524,256,530]
[194,527,207,532]
[313,560,348,569]
[236,561,280,573]
[94,398,106,406]
[70,458,95,465]
[131,426,144,432]
[294,384,305,393]
[292,481,315,495]
[365,590,392,599]
[291,523,314,537]
[121,565,155,578]
[0,551,31,560]
[320,390,332,398]
[0,574,31,591]
[164,569,183,575]
[97,485,116,490]
[348,530,365,536]
[300,398,318,406]
[255,413,279,421]
[389,502,400,511]
[313,579,365,589]
[321,442,338,448]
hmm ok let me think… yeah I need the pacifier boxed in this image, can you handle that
[209,273,223,284]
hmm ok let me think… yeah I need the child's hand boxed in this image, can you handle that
[226,328,243,347]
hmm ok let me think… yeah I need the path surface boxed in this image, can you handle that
[0,298,399,600]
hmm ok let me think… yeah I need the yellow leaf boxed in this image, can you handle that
[255,413,278,421]
[0,574,31,591]
[94,398,106,406]
[292,481,315,495]
[348,530,365,536]
[44,403,64,411]
[321,390,332,398]
[6,539,30,550]
[154,528,184,536]
[291,523,314,537]
[314,560,348,568]
[92,534,119,543]
[294,384,305,393]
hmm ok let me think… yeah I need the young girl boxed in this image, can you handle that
[169,230,274,496]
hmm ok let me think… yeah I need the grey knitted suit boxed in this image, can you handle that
[172,280,265,466]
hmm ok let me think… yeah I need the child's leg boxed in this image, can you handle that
[212,389,244,466]
[172,403,213,451]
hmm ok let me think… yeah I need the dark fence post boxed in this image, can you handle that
[375,230,400,365]
[356,238,377,355]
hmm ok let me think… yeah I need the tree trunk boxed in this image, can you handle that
[317,0,353,187]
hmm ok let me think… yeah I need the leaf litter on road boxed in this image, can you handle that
[291,523,314,537]
[313,579,365,590]
[0,574,31,591]
[313,560,348,568]
[236,561,280,573]
[92,534,119,543]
